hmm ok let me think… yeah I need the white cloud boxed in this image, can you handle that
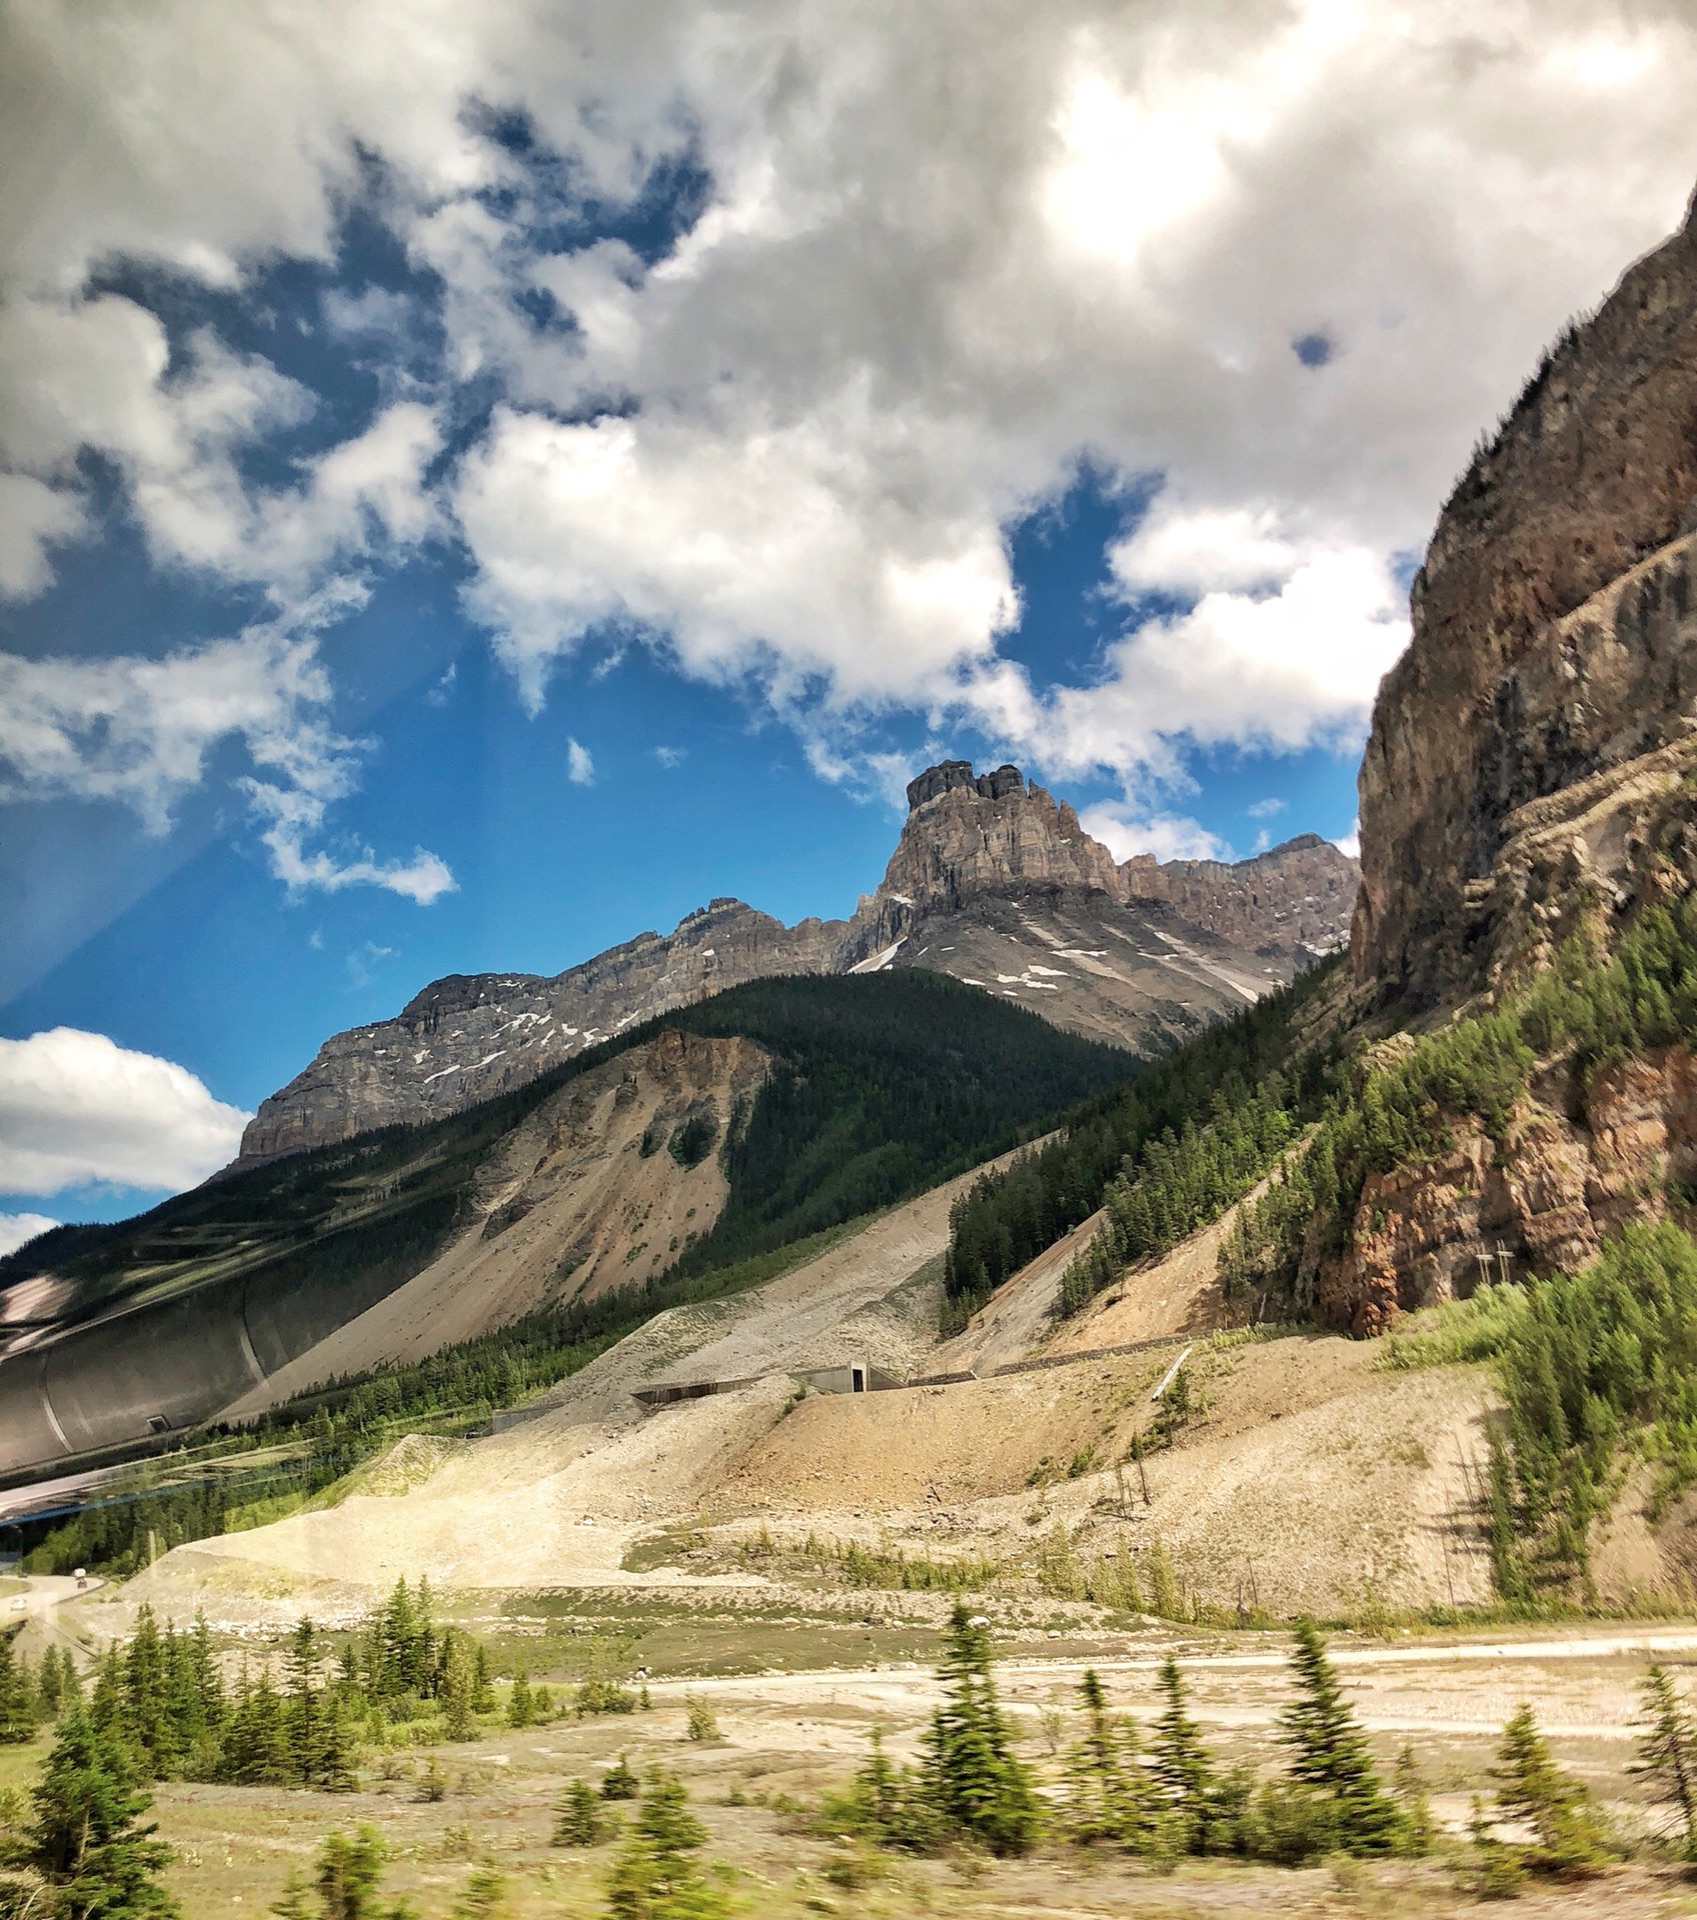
[1246,797,1287,819]
[1333,818,1362,859]
[653,745,685,769]
[0,472,83,596]
[0,1213,59,1259]
[566,737,595,785]
[3,0,1697,804]
[1078,804,1230,864]
[0,1028,250,1196]
[0,294,442,596]
[0,616,455,900]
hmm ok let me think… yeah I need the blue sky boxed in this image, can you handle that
[4,0,1695,1245]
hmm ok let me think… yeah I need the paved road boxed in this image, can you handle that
[2,1573,102,1619]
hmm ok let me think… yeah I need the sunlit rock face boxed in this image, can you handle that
[1354,189,1697,1015]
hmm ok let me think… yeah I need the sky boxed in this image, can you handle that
[5,0,1697,1249]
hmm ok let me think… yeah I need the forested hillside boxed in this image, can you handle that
[942,957,1342,1328]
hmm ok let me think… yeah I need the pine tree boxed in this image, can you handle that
[471,1645,495,1715]
[1392,1746,1434,1856]
[1493,1704,1612,1876]
[440,1636,477,1742]
[0,1631,36,1745]
[919,1604,1043,1857]
[601,1755,640,1802]
[507,1669,533,1730]
[20,1703,179,1920]
[36,1645,65,1720]
[1061,1670,1154,1849]
[605,1768,726,1920]
[1276,1621,1405,1857]
[1148,1656,1219,1852]
[226,1666,292,1786]
[315,1827,391,1920]
[270,1871,313,1920]
[1634,1664,1697,1859]
[448,1865,504,1920]
[554,1780,610,1846]
[125,1606,178,1780]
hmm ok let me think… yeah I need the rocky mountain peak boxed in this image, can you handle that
[237,755,1357,1166]
[874,760,1121,914]
[905,760,1026,809]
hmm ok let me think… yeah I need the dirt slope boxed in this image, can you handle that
[132,1150,1028,1623]
[127,1133,1525,1628]
[724,1334,1497,1616]
[217,1029,767,1418]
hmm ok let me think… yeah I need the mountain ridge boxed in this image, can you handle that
[239,768,1357,1165]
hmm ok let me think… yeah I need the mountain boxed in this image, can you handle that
[0,971,1131,1476]
[1356,186,1697,1015]
[239,762,1357,1164]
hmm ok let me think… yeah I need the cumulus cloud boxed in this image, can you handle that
[1078,804,1230,864]
[0,616,455,900]
[0,1028,250,1196]
[566,737,595,785]
[0,1213,59,1259]
[5,0,1697,810]
[431,0,1697,791]
[1013,518,1411,781]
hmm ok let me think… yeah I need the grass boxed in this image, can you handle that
[1374,1285,1530,1373]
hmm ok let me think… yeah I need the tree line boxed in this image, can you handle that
[942,957,1341,1331]
[13,1602,1697,1917]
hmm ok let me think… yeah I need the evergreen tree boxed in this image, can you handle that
[270,1871,313,1920]
[471,1646,495,1716]
[1276,1622,1405,1857]
[601,1756,640,1802]
[1061,1670,1155,1849]
[314,1827,391,1920]
[1634,1663,1697,1859]
[605,1768,726,1920]
[506,1669,533,1730]
[918,1605,1043,1857]
[1493,1705,1613,1877]
[124,1607,177,1779]
[19,1704,178,1920]
[439,1637,477,1743]
[36,1645,66,1720]
[225,1666,292,1786]
[1392,1746,1434,1856]
[554,1780,610,1846]
[448,1866,503,1920]
[1148,1656,1217,1852]
[0,1632,36,1745]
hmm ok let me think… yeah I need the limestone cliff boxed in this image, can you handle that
[1311,184,1697,1332]
[1123,834,1357,963]
[1355,185,1697,1013]
[240,900,842,1162]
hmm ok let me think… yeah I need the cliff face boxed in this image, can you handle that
[239,901,842,1161]
[1122,834,1357,962]
[240,764,1359,1166]
[1305,185,1697,1333]
[1355,188,1697,1012]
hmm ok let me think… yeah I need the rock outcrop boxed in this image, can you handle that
[240,900,843,1162]
[1355,186,1697,1013]
[240,765,1359,1165]
[1312,1047,1697,1337]
[1122,834,1357,963]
